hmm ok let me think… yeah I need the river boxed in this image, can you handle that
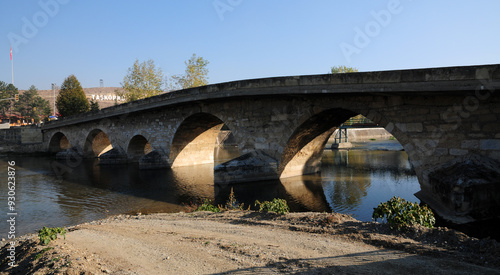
[0,140,420,238]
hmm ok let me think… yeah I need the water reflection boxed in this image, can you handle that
[0,144,420,237]
[321,149,419,221]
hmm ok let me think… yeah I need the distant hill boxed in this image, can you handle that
[21,87,126,113]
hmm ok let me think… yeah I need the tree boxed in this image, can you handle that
[119,59,165,102]
[0,81,19,116]
[330,65,359,74]
[56,75,90,117]
[172,54,209,89]
[89,99,100,112]
[14,85,51,123]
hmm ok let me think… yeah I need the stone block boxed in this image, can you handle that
[482,123,499,132]
[461,140,479,149]
[406,123,423,132]
[440,124,459,131]
[450,148,468,156]
[480,139,500,150]
[434,148,448,156]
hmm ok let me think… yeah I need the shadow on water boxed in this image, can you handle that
[1,145,420,237]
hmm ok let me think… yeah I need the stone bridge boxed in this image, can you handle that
[42,64,500,223]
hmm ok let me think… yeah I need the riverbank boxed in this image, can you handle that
[1,211,499,274]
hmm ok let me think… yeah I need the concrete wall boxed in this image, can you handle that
[327,128,393,145]
[0,126,42,144]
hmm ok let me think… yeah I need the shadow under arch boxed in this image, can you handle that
[48,132,71,153]
[83,129,113,158]
[170,112,231,167]
[127,135,152,162]
[279,108,358,178]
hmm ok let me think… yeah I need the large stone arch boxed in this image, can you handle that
[169,112,227,167]
[279,108,358,178]
[83,129,113,158]
[127,135,152,162]
[48,132,72,153]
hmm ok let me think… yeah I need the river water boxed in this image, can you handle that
[0,140,420,238]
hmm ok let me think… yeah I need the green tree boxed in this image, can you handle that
[172,54,209,89]
[89,99,100,112]
[14,85,51,123]
[119,59,165,102]
[0,81,19,116]
[330,65,359,74]
[56,75,90,117]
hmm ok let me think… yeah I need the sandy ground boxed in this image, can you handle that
[1,211,499,274]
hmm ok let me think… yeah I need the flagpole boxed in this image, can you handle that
[10,47,14,85]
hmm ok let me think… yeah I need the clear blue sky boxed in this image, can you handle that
[2,0,500,90]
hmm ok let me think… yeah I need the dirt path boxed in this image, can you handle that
[1,211,499,274]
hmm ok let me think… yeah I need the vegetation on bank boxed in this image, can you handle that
[372,196,436,230]
[190,188,289,215]
[191,192,435,231]
[38,226,67,245]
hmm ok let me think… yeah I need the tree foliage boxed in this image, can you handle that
[89,99,100,112]
[330,65,359,74]
[56,75,90,117]
[14,85,51,123]
[0,81,19,116]
[119,59,165,102]
[172,54,209,89]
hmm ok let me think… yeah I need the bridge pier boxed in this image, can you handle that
[214,150,279,183]
[139,150,169,169]
[98,147,128,165]
[416,155,500,223]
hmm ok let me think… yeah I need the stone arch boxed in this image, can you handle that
[279,108,358,178]
[169,112,227,167]
[83,129,113,158]
[48,132,71,153]
[127,135,152,162]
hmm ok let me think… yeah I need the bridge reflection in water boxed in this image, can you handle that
[0,143,419,237]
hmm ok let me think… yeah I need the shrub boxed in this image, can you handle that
[195,199,221,213]
[38,227,67,245]
[255,198,290,214]
[225,188,246,210]
[372,196,435,230]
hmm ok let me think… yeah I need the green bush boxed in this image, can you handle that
[195,199,221,213]
[372,196,435,230]
[38,227,67,245]
[255,198,290,214]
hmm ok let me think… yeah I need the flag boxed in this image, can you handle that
[10,47,12,61]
